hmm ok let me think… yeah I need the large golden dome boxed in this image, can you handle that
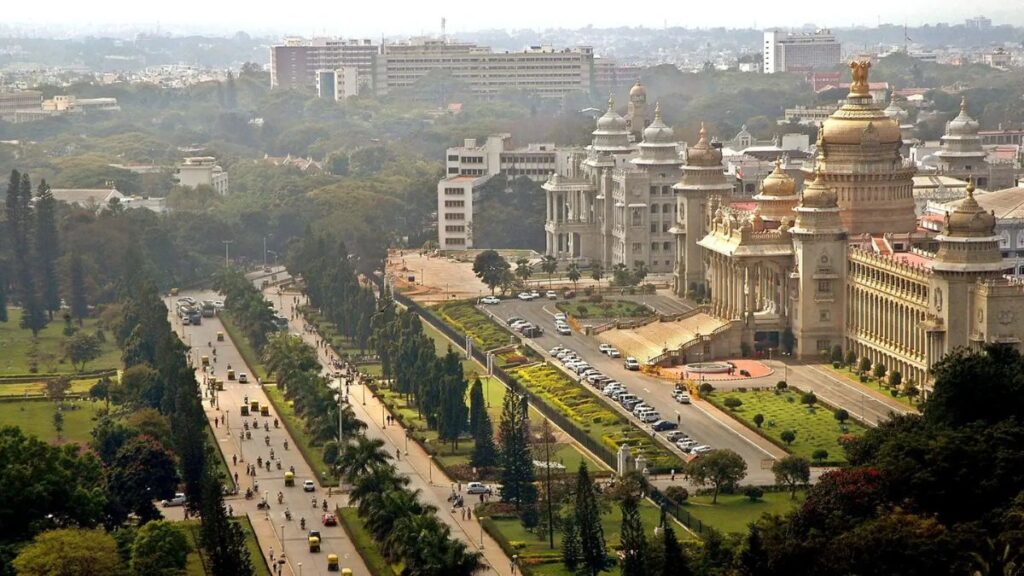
[820,60,902,147]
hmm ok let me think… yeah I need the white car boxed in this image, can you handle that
[624,357,641,371]
[480,296,501,305]
[517,292,534,301]
[556,324,571,335]
[303,480,316,492]
[546,291,558,300]
[213,300,225,309]
[549,347,565,355]
[162,492,187,507]
[674,392,692,404]
[606,348,622,358]
[466,482,493,495]
[598,343,613,354]
[554,312,568,321]
[641,411,661,423]
[691,445,713,455]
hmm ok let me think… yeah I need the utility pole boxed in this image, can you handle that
[222,240,233,268]
[543,420,555,549]
[263,236,268,268]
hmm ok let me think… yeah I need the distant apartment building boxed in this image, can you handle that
[784,104,835,125]
[0,90,42,121]
[965,16,992,29]
[763,29,841,73]
[444,135,558,182]
[175,157,229,195]
[270,37,376,92]
[316,68,360,100]
[376,39,594,98]
[436,176,483,249]
[982,48,1011,69]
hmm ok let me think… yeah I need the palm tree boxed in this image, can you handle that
[337,435,393,485]
[384,502,437,561]
[590,263,604,290]
[366,489,427,553]
[632,261,649,286]
[567,263,581,293]
[541,255,558,287]
[349,467,409,516]
[515,258,533,286]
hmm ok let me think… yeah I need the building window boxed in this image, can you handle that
[651,223,658,233]
[445,237,465,246]
[819,310,831,322]
[631,209,643,227]
[663,241,671,250]
[664,203,672,213]
[445,212,465,220]
[662,223,671,233]
[448,167,459,174]
[447,155,459,161]
[651,242,659,251]
[444,200,465,208]
[816,339,831,351]
[444,187,465,195]
[632,242,643,253]
[817,280,832,293]
[651,204,659,214]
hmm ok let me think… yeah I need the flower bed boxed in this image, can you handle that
[432,300,513,351]
[507,363,683,472]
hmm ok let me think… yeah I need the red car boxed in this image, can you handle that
[322,512,338,526]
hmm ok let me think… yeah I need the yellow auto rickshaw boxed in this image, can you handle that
[326,554,339,571]
[260,405,270,417]
[216,331,224,342]
[240,405,250,416]
[227,369,235,380]
[340,566,351,575]
[284,471,294,486]
[308,535,321,553]
[250,400,259,412]
[214,378,224,391]
[201,355,210,367]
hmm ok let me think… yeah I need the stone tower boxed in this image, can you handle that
[935,97,991,188]
[626,80,647,141]
[790,168,848,358]
[816,61,917,235]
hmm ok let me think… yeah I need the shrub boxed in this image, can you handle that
[800,392,817,408]
[723,397,743,410]
[753,413,764,428]
[890,388,899,397]
[776,380,788,391]
[699,382,715,394]
[859,374,868,383]
[780,430,797,445]
[744,486,764,501]
[664,486,689,503]
[812,449,829,463]
[889,370,903,389]
[858,357,872,374]
[832,361,841,368]
[834,409,849,424]
[587,294,604,303]
[844,350,857,367]
[830,344,843,364]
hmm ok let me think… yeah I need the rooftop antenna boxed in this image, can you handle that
[441,17,446,43]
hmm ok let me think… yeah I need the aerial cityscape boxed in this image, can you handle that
[2,3,1024,576]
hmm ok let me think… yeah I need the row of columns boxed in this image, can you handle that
[709,253,748,321]
[848,284,927,362]
[547,189,590,224]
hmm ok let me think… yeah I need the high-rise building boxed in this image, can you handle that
[270,38,376,92]
[763,30,841,74]
[315,68,360,100]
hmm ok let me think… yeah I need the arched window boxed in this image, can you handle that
[1016,230,1024,249]
[650,204,659,214]
[1000,230,1010,248]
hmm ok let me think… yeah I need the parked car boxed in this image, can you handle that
[632,403,652,415]
[624,357,641,371]
[556,324,572,335]
[517,292,534,301]
[554,312,568,321]
[506,317,525,326]
[691,445,713,455]
[674,392,691,404]
[530,290,540,298]
[546,291,558,300]
[480,296,501,305]
[641,412,661,423]
[162,492,187,507]
[665,430,688,442]
[598,343,613,353]
[303,480,316,492]
[676,439,698,450]
[606,348,622,358]
[466,482,493,495]
[549,346,565,356]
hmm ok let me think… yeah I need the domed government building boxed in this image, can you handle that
[543,63,1024,387]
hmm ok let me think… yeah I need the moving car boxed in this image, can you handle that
[161,492,187,507]
[546,291,558,300]
[480,296,501,305]
[624,357,641,371]
[518,292,537,301]
[466,482,493,495]
[303,480,316,492]
[598,343,613,354]
[673,391,691,404]
[238,373,249,383]
[556,324,572,335]
[606,348,622,358]
[322,513,338,526]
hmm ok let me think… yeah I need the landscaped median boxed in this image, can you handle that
[432,300,515,351]
[218,311,270,383]
[261,385,337,486]
[704,387,867,464]
[337,507,399,576]
[505,363,684,472]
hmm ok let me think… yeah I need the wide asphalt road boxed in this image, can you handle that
[484,297,785,484]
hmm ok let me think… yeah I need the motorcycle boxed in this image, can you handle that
[264,423,269,432]
[300,518,306,530]
[257,457,263,468]
[277,492,284,505]
[257,500,270,510]
[245,488,253,500]
[244,422,249,431]
[276,460,282,470]
[265,435,270,446]
[283,440,289,450]
[274,419,279,429]
[245,431,251,440]
[322,500,328,512]
[284,508,292,521]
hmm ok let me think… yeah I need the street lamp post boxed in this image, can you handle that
[404,429,409,456]
[222,240,233,268]
[428,455,434,484]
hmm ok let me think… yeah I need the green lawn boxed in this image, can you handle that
[0,309,121,376]
[683,491,804,534]
[262,385,337,486]
[485,497,679,575]
[0,398,105,443]
[507,363,683,472]
[556,299,651,319]
[432,300,514,351]
[337,507,399,576]
[823,364,921,411]
[0,377,100,397]
[706,389,867,463]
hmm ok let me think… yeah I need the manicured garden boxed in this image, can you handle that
[556,299,651,320]
[0,309,121,375]
[483,497,674,576]
[337,507,399,576]
[0,398,105,443]
[506,363,683,472]
[823,363,921,411]
[682,491,804,534]
[705,388,867,463]
[433,299,514,351]
[0,377,100,397]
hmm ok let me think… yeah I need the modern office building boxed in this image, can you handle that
[174,157,229,195]
[763,30,841,74]
[315,68,360,100]
[270,38,376,92]
[443,134,559,183]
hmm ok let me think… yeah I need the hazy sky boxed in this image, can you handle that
[4,0,1021,36]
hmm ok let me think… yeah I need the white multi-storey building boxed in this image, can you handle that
[763,30,841,74]
[175,157,229,195]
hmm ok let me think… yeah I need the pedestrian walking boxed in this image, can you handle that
[233,454,237,466]
[396,448,400,461]
[269,547,274,563]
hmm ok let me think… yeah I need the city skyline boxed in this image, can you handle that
[1,0,1021,37]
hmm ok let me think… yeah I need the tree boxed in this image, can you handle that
[13,528,123,576]
[64,333,102,372]
[68,251,89,325]
[812,449,829,463]
[612,263,631,286]
[470,379,497,468]
[800,391,817,409]
[889,370,903,389]
[497,392,536,515]
[619,496,647,576]
[337,435,393,485]
[835,409,850,426]
[574,462,607,576]
[780,430,797,445]
[737,524,769,576]
[590,262,604,288]
[632,261,648,286]
[859,356,872,374]
[845,350,858,368]
[753,413,765,428]
[724,397,743,410]
[107,435,179,523]
[34,180,61,318]
[561,514,582,572]
[830,344,843,364]
[567,263,581,292]
[655,522,690,576]
[472,250,510,295]
[772,455,811,499]
[873,362,887,381]
[515,257,533,285]
[685,449,747,504]
[541,255,558,287]
[53,410,64,441]
[45,376,71,404]
[129,520,190,576]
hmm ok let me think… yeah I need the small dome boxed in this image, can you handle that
[945,178,996,237]
[800,168,837,209]
[759,159,797,198]
[883,96,909,121]
[686,123,722,167]
[642,102,674,143]
[946,97,980,136]
[596,96,628,132]
[629,80,646,99]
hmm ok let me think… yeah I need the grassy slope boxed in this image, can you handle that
[0,398,104,443]
[0,309,121,376]
[684,491,804,534]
